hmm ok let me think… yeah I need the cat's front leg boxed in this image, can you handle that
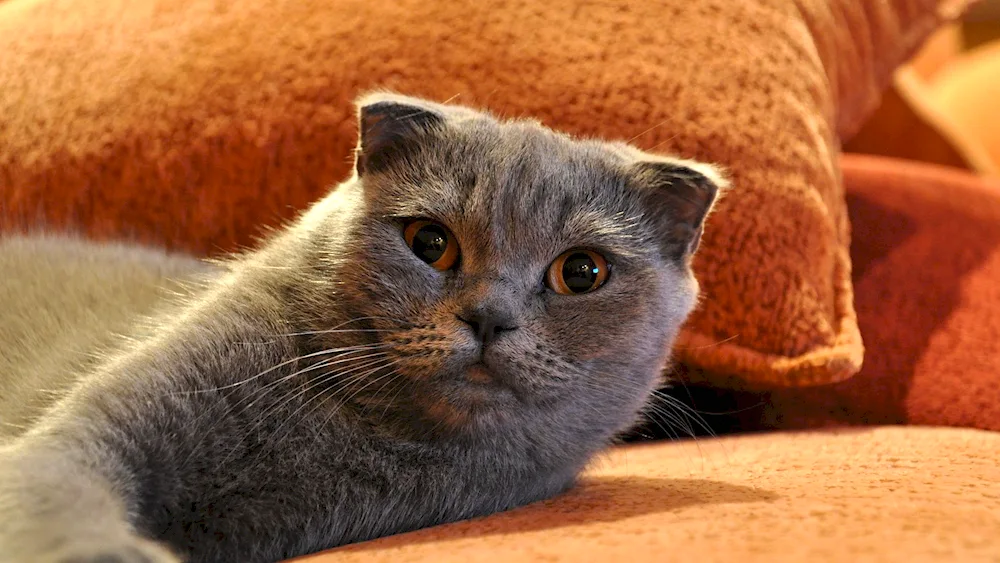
[0,442,180,563]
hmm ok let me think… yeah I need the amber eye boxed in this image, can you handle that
[404,220,459,271]
[546,249,610,295]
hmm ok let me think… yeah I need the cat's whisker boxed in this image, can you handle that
[175,342,391,396]
[571,377,713,447]
[642,401,697,439]
[626,117,674,144]
[179,346,396,463]
[316,315,417,330]
[218,357,398,468]
[374,373,410,425]
[248,265,299,271]
[276,328,402,338]
[650,389,718,438]
[672,334,740,350]
[268,314,415,333]
[329,365,420,437]
[229,351,393,423]
[315,365,403,434]
[648,388,739,470]
[645,131,683,152]
[635,405,685,442]
[330,363,403,417]
[263,360,402,455]
[638,401,712,473]
[262,355,394,423]
[575,378,713,469]
[359,369,408,415]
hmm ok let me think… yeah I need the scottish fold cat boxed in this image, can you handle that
[0,94,724,563]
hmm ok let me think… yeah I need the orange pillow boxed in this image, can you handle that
[760,154,1000,432]
[0,0,968,388]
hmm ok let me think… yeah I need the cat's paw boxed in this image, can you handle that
[45,537,181,563]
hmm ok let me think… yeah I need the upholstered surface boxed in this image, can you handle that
[292,426,1000,562]
[751,154,1000,432]
[0,0,971,388]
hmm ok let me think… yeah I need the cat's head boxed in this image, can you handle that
[298,93,725,448]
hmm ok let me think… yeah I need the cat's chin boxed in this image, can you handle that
[443,363,515,407]
[407,363,524,437]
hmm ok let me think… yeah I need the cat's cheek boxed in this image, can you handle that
[353,263,449,320]
[390,322,475,382]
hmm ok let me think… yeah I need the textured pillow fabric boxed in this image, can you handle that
[754,154,1000,432]
[0,0,967,388]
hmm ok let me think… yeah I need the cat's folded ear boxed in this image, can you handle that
[631,159,728,263]
[354,93,448,176]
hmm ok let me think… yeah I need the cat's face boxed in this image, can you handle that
[305,94,723,444]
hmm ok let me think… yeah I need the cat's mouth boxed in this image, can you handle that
[465,362,499,386]
[453,361,513,402]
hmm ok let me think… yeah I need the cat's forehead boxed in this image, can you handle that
[411,119,651,263]
[452,118,622,184]
[425,119,637,218]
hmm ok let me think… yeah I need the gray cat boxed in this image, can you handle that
[0,94,724,563]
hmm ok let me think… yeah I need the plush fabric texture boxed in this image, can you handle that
[291,426,1000,562]
[0,0,968,388]
[742,154,1000,432]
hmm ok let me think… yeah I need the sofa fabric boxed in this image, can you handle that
[294,426,1000,562]
[0,0,970,389]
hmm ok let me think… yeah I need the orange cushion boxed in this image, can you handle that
[758,154,1000,431]
[0,0,968,388]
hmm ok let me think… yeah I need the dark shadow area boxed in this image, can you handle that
[327,476,778,554]
[622,380,768,441]
[844,191,920,281]
[762,187,1000,428]
[625,181,1000,435]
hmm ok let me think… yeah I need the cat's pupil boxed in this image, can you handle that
[412,224,449,264]
[562,253,599,293]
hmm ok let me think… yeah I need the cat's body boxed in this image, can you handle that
[0,94,724,563]
[0,235,216,437]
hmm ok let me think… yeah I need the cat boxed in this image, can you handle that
[0,93,725,563]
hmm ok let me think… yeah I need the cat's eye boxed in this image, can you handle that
[546,249,609,295]
[404,220,459,271]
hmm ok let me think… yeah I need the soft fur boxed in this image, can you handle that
[0,94,723,563]
[0,235,216,437]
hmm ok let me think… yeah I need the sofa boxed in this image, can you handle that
[1,0,998,561]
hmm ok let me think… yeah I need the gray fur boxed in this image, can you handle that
[0,93,725,563]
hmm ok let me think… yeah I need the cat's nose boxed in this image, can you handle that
[456,310,519,347]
